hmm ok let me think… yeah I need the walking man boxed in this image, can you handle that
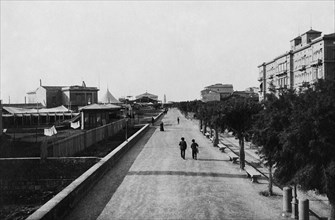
[191,139,199,160]
[177,117,180,124]
[179,137,187,159]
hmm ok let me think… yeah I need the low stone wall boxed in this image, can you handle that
[0,157,99,197]
[26,123,150,220]
[1,179,73,195]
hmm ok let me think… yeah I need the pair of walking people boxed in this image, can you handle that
[179,137,199,160]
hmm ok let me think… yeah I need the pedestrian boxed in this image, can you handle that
[177,117,180,124]
[191,139,199,160]
[160,122,164,131]
[179,137,187,159]
[151,117,154,125]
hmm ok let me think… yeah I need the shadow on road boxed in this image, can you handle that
[196,158,229,162]
[127,170,247,179]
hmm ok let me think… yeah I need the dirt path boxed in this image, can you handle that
[92,108,284,220]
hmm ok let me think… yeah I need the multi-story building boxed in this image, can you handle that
[201,83,233,102]
[27,80,99,110]
[258,29,335,101]
[0,100,2,136]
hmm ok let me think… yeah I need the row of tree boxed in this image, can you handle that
[177,79,335,220]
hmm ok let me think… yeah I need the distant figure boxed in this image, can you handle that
[191,139,199,160]
[151,117,154,125]
[160,122,164,131]
[177,117,180,124]
[179,137,187,159]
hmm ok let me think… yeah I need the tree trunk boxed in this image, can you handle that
[268,163,273,196]
[200,119,203,131]
[204,122,207,135]
[330,199,335,220]
[239,134,245,170]
[213,125,219,147]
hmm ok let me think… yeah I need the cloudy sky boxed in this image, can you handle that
[1,1,334,103]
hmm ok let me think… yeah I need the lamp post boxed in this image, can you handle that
[36,99,39,143]
[125,116,129,142]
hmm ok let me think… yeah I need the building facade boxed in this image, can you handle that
[27,81,99,110]
[201,83,234,102]
[258,29,335,101]
[0,100,2,136]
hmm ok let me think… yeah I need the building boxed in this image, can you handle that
[258,29,335,101]
[135,92,158,101]
[2,105,75,129]
[79,103,122,129]
[0,100,3,136]
[27,80,99,110]
[232,90,259,101]
[201,83,234,102]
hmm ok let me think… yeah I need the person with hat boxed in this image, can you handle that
[179,137,187,159]
[191,139,199,160]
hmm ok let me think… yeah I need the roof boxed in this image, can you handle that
[133,96,159,103]
[303,29,322,34]
[290,36,302,41]
[62,86,99,91]
[79,103,121,111]
[136,92,158,98]
[101,89,121,104]
[42,86,64,90]
[3,105,70,115]
[206,83,233,88]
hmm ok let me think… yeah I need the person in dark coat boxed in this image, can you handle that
[179,137,187,159]
[191,139,199,160]
[177,117,180,124]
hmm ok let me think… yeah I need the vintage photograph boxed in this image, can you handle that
[0,1,334,219]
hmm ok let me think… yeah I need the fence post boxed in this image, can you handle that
[298,199,309,220]
[282,186,292,216]
[40,140,47,162]
[291,185,299,219]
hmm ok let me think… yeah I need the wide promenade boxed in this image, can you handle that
[66,108,285,220]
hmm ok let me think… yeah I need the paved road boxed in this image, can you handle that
[66,108,284,220]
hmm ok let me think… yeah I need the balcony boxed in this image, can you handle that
[298,65,306,71]
[310,59,322,67]
[276,70,287,77]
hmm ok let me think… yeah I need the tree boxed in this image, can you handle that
[275,80,335,220]
[252,89,296,195]
[224,97,261,170]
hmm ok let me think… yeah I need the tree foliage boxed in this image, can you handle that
[252,79,335,219]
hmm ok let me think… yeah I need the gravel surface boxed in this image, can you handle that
[70,108,285,220]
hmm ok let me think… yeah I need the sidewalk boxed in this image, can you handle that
[219,133,329,219]
[97,109,288,220]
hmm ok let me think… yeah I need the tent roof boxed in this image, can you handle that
[101,89,121,104]
[3,105,70,115]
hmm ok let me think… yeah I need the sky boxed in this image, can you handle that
[0,0,334,103]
